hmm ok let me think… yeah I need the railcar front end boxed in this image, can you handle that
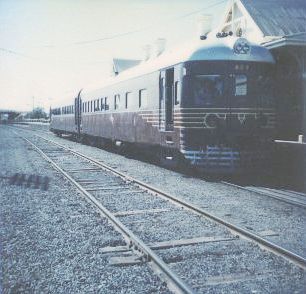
[177,40,275,173]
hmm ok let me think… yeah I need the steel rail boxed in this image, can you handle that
[29,132,306,270]
[222,181,306,209]
[15,131,195,294]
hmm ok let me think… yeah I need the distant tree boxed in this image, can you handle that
[25,107,48,119]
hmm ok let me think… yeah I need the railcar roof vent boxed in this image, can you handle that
[143,44,151,61]
[154,38,166,57]
[112,58,141,75]
[197,14,213,40]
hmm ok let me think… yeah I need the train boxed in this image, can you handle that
[50,34,276,173]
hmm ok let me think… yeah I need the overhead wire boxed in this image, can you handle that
[0,0,227,60]
[73,0,227,45]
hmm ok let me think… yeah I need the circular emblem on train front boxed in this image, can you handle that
[233,38,250,54]
[204,114,219,128]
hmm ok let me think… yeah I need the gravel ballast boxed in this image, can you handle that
[6,124,306,293]
[19,125,306,258]
[0,126,171,293]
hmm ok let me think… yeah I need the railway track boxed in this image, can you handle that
[13,129,306,293]
[223,181,306,209]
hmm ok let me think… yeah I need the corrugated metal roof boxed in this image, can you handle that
[263,32,306,48]
[240,0,306,37]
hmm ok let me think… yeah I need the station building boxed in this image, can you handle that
[217,0,306,143]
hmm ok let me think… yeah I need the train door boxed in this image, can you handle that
[159,68,174,131]
[74,89,82,137]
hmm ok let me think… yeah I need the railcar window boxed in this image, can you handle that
[234,74,247,96]
[174,81,181,105]
[94,99,99,111]
[114,94,120,110]
[193,75,223,106]
[105,97,109,110]
[139,89,148,108]
[160,78,165,101]
[125,92,133,109]
[125,92,129,109]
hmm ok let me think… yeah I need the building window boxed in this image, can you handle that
[139,89,148,108]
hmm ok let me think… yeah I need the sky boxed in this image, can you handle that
[0,0,227,111]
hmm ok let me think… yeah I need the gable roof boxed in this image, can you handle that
[240,0,306,37]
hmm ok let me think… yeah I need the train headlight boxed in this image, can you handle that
[233,38,250,54]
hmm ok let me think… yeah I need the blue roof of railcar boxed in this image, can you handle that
[82,36,274,98]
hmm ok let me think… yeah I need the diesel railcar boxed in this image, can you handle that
[50,36,276,173]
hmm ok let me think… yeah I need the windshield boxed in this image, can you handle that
[255,74,274,107]
[192,75,224,107]
[190,69,274,108]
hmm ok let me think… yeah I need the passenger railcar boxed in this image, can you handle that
[50,36,276,173]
